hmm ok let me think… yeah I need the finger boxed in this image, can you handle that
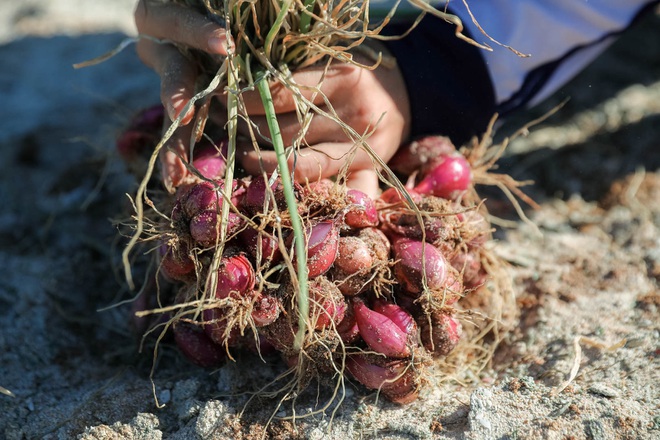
[239,141,381,196]
[236,108,354,149]
[228,63,360,115]
[236,80,398,148]
[345,168,380,198]
[134,0,230,55]
[160,121,194,191]
[239,140,374,184]
[136,38,196,124]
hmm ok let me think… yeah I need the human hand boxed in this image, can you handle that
[134,0,230,188]
[134,0,410,197]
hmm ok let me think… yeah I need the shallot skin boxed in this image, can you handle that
[393,238,448,294]
[345,354,420,404]
[158,241,195,282]
[344,189,378,228]
[174,322,227,368]
[191,140,228,180]
[418,312,463,357]
[387,135,456,176]
[414,154,473,200]
[301,221,340,278]
[353,299,411,358]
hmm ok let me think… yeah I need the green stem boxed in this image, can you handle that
[264,0,293,60]
[255,73,309,351]
[298,0,316,34]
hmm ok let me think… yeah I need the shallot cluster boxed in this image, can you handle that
[120,116,494,404]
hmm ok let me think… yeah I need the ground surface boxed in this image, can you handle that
[0,2,659,439]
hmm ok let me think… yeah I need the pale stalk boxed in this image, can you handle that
[255,72,309,351]
[204,55,240,313]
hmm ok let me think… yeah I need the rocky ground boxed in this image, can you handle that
[0,2,658,439]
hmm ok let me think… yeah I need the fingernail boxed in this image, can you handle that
[161,167,174,193]
[208,36,228,54]
[168,99,193,125]
[166,103,177,122]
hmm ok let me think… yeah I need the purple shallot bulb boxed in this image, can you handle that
[174,321,227,368]
[239,226,282,263]
[214,252,256,299]
[302,221,339,278]
[344,189,378,228]
[419,312,462,357]
[413,153,472,200]
[372,299,417,339]
[202,308,241,347]
[353,298,411,358]
[387,135,456,176]
[250,292,281,327]
[392,238,448,295]
[189,210,242,247]
[158,241,195,282]
[191,140,228,180]
[182,180,221,219]
[345,355,420,404]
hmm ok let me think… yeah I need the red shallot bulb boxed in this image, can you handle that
[239,226,282,264]
[345,355,420,404]
[353,298,411,358]
[304,178,335,199]
[302,221,339,278]
[191,140,228,180]
[241,175,302,215]
[379,187,423,206]
[413,153,472,200]
[418,312,462,357]
[116,105,164,162]
[387,135,456,176]
[372,299,417,339]
[334,236,374,275]
[308,276,346,330]
[213,252,256,299]
[250,292,281,327]
[189,210,243,247]
[158,241,195,282]
[202,308,241,347]
[173,321,227,368]
[392,238,448,295]
[335,306,360,344]
[450,250,487,290]
[344,189,378,228]
[182,180,221,219]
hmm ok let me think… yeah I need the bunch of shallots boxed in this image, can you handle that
[120,110,501,404]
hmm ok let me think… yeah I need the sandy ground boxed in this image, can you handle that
[0,1,659,439]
